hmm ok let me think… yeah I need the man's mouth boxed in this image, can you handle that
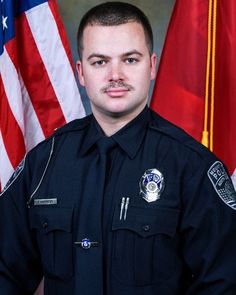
[102,81,134,97]
[105,88,130,97]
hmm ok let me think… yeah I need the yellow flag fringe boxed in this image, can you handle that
[201,0,217,152]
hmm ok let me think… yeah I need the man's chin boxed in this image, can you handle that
[104,109,128,118]
[102,106,143,120]
[91,101,146,120]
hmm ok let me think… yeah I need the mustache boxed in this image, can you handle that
[101,81,134,92]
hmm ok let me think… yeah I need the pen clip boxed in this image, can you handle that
[119,197,130,221]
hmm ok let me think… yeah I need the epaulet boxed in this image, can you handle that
[148,109,217,162]
[53,115,92,137]
[28,115,92,153]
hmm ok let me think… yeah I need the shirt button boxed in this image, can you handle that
[142,225,150,232]
[42,222,48,229]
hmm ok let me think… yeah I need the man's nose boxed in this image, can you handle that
[108,62,124,81]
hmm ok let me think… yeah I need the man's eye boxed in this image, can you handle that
[92,60,106,66]
[125,58,137,64]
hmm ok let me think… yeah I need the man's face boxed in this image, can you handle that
[77,22,156,121]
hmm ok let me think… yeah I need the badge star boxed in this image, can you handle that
[2,15,8,30]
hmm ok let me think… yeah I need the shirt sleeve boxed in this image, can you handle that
[181,157,236,294]
[0,155,43,294]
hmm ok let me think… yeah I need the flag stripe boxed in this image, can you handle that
[0,75,26,169]
[14,12,66,138]
[18,72,45,151]
[48,0,75,72]
[0,130,14,191]
[2,40,45,152]
[26,2,85,123]
[0,44,25,137]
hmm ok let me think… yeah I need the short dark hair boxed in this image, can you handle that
[77,1,153,58]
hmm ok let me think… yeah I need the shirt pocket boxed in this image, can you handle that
[29,207,73,280]
[111,204,180,286]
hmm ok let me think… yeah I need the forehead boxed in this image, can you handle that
[82,22,148,56]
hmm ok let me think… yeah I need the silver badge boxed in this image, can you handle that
[208,161,236,210]
[139,168,164,202]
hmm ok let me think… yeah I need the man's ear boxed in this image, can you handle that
[76,60,85,86]
[150,52,157,81]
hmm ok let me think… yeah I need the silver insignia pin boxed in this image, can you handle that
[139,168,164,202]
[74,238,99,249]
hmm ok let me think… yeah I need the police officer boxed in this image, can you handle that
[1,2,236,294]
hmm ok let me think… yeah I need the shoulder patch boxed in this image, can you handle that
[208,161,236,210]
[0,156,26,197]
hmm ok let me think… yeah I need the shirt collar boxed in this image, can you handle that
[112,106,149,159]
[80,118,104,156]
[81,106,150,159]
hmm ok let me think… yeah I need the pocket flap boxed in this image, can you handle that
[112,205,179,238]
[29,207,73,233]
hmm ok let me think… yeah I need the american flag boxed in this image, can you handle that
[0,0,85,191]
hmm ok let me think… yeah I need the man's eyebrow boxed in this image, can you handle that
[122,50,143,57]
[87,50,144,61]
[87,54,109,61]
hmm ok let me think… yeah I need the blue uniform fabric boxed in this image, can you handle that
[0,106,236,294]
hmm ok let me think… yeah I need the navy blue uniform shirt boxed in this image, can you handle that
[1,107,236,294]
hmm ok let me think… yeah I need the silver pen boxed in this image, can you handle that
[124,197,130,220]
[120,197,125,220]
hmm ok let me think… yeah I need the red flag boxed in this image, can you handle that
[151,0,236,178]
[214,1,236,176]
[0,0,85,190]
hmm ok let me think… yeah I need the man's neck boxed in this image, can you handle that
[92,107,146,136]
